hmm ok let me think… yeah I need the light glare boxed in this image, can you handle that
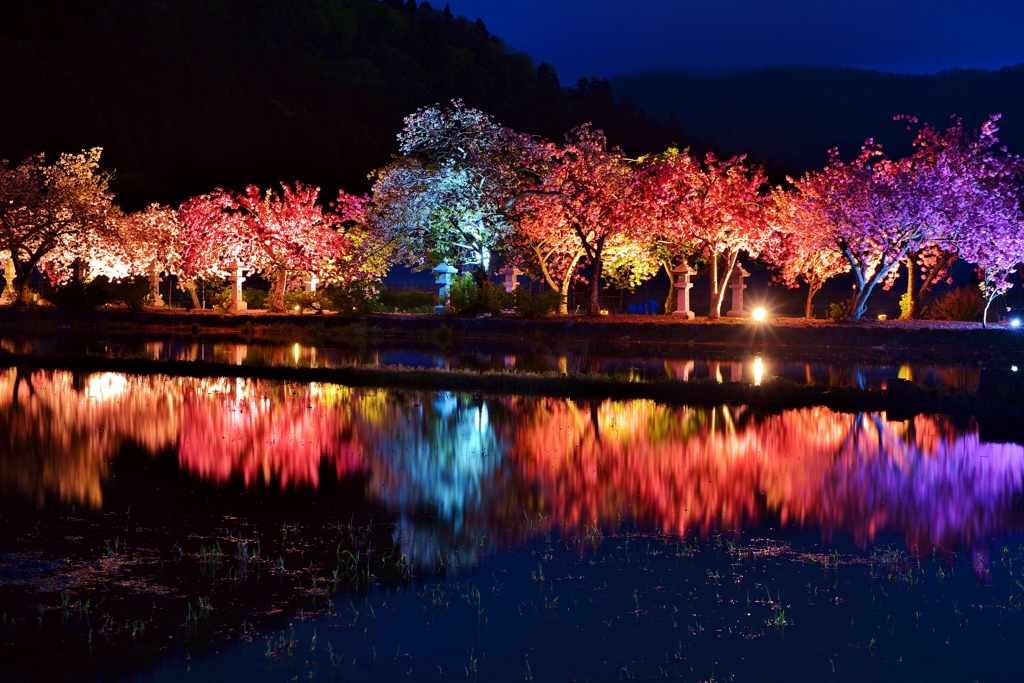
[752,307,767,322]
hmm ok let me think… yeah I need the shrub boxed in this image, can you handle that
[930,286,984,322]
[448,273,478,314]
[827,298,855,322]
[513,288,562,318]
[327,279,383,314]
[379,289,438,312]
[284,289,332,313]
[46,276,149,310]
[46,280,108,310]
[242,288,269,310]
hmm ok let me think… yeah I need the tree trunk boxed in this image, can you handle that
[708,252,739,319]
[662,260,676,315]
[707,255,721,320]
[983,295,995,329]
[184,281,201,309]
[271,268,287,312]
[588,252,602,316]
[804,282,822,319]
[900,255,915,320]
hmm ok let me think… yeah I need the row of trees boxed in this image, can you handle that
[2,102,1023,323]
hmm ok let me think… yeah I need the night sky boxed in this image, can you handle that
[445,0,1024,79]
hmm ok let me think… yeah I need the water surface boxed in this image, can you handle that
[2,368,1023,682]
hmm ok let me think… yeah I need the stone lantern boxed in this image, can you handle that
[302,271,319,293]
[148,263,165,308]
[499,265,522,293]
[432,262,458,314]
[671,262,697,319]
[226,260,248,312]
[0,259,16,306]
[726,262,750,317]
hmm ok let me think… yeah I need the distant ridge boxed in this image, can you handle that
[611,65,1024,176]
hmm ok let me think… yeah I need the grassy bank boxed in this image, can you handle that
[2,307,1024,358]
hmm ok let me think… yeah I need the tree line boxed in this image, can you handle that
[2,101,1022,324]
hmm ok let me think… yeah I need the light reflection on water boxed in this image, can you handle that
[1,369,1022,566]
[0,337,988,392]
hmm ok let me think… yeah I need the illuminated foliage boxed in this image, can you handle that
[178,183,364,311]
[369,100,547,272]
[647,150,775,318]
[0,148,119,302]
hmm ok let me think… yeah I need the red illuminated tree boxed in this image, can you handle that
[540,125,644,316]
[649,150,774,318]
[179,182,360,311]
[769,178,851,318]
[505,191,586,314]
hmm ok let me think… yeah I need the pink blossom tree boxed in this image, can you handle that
[649,150,774,318]
[768,178,851,318]
[178,183,359,311]
[0,148,119,302]
[539,124,646,316]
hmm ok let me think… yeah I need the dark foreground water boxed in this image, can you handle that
[2,369,1023,682]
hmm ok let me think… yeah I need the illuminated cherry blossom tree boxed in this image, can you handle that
[504,192,585,314]
[0,148,118,302]
[178,182,358,311]
[769,177,851,318]
[370,100,546,273]
[539,124,644,315]
[648,150,774,318]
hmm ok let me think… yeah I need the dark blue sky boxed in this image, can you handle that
[445,0,1024,79]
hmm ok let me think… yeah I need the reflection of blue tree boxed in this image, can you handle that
[362,392,509,567]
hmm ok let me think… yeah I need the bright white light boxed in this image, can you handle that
[1013,366,1018,372]
[753,357,764,386]
[752,307,767,322]
[1011,318,1022,329]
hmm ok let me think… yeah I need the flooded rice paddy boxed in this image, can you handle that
[1,336,1002,392]
[2,368,1024,681]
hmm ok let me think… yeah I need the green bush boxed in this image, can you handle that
[448,273,479,314]
[930,286,984,322]
[476,278,510,315]
[379,289,438,312]
[513,288,562,318]
[327,279,383,314]
[827,298,855,322]
[242,288,269,310]
[46,276,149,310]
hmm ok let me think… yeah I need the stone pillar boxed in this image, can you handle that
[431,262,458,314]
[726,262,751,317]
[671,262,697,319]
[226,260,248,312]
[302,272,319,293]
[0,259,16,306]
[148,264,165,307]
[499,265,522,293]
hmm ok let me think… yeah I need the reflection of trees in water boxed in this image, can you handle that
[177,379,366,488]
[0,369,179,507]
[2,371,1022,563]
[510,400,1024,552]
[359,391,514,568]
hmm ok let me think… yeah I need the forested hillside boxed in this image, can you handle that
[612,65,1024,176]
[0,0,697,207]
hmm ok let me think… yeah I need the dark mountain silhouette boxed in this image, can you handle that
[612,65,1024,177]
[0,0,700,208]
